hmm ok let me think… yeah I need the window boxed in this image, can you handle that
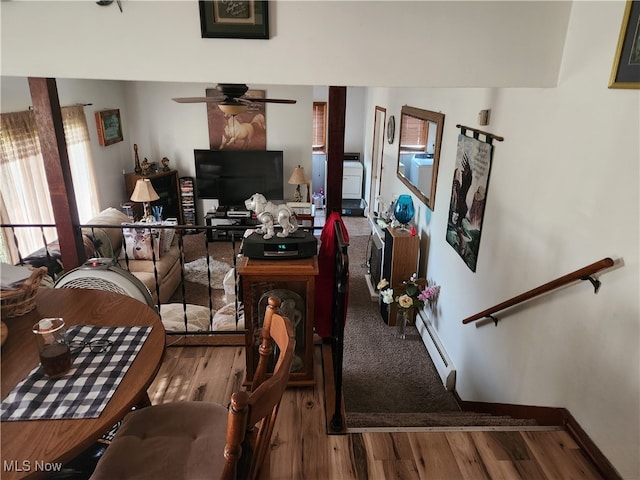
[312,102,327,153]
[399,114,429,153]
[0,106,100,263]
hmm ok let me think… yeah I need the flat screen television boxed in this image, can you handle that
[194,149,284,208]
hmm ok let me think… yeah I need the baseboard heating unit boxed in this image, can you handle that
[364,274,379,301]
[416,312,456,391]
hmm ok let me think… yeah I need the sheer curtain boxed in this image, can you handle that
[61,106,101,223]
[0,106,100,263]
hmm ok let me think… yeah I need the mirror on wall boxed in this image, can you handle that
[396,106,445,211]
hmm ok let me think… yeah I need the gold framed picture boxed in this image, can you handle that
[95,109,123,146]
[609,0,640,89]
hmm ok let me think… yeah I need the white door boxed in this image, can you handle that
[368,106,386,215]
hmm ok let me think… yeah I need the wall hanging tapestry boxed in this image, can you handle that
[207,89,266,150]
[446,131,495,272]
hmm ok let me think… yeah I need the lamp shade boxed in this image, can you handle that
[218,103,248,116]
[130,179,160,203]
[288,165,309,185]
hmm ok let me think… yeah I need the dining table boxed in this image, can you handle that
[1,288,166,480]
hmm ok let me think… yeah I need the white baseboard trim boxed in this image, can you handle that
[416,312,456,391]
[364,274,380,302]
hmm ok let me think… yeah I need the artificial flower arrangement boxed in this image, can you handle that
[377,273,441,312]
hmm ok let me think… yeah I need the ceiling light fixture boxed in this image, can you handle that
[217,102,247,116]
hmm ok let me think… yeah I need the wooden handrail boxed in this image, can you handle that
[462,257,615,325]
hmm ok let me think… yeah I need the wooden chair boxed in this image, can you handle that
[89,296,296,480]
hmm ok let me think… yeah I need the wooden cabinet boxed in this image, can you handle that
[237,255,318,386]
[124,170,182,223]
[380,227,420,326]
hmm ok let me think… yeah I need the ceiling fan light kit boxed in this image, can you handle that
[217,103,248,115]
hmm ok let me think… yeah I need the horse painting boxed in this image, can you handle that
[220,113,265,150]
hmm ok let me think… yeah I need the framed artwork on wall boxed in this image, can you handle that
[609,0,640,89]
[446,134,494,272]
[206,88,266,150]
[199,1,270,39]
[386,115,395,144]
[95,109,123,146]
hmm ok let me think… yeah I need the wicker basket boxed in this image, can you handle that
[0,266,48,318]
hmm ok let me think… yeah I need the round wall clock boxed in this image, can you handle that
[387,115,396,144]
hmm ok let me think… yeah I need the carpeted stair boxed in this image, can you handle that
[340,224,540,430]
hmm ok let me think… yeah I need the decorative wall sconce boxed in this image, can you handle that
[478,109,491,126]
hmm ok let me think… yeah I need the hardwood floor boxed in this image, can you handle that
[147,345,604,480]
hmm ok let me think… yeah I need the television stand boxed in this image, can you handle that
[227,209,252,218]
[204,213,258,241]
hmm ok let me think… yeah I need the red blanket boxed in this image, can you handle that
[314,212,349,338]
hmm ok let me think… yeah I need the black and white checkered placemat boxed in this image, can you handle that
[1,325,151,421]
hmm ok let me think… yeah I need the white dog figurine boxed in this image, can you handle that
[244,193,299,240]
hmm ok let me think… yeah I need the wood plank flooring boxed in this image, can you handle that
[146,345,604,480]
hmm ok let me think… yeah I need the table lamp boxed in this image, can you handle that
[130,178,160,222]
[288,165,310,202]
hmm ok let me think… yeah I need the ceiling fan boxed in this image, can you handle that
[172,83,296,115]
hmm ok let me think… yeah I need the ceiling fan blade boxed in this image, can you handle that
[248,98,297,104]
[172,93,296,105]
[172,96,225,104]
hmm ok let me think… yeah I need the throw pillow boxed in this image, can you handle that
[122,224,161,261]
[160,303,211,332]
[222,268,236,304]
[213,302,245,331]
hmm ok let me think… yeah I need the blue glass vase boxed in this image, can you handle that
[394,194,415,229]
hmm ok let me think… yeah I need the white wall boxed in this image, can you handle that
[1,1,638,477]
[122,81,314,185]
[313,85,367,154]
[365,3,639,477]
[1,1,571,88]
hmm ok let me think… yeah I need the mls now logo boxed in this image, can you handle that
[4,460,63,473]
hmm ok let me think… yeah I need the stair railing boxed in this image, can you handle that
[462,257,615,326]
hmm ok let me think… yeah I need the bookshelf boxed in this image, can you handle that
[179,177,196,228]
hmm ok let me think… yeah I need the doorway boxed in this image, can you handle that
[368,106,386,216]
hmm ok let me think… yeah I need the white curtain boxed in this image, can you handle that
[61,106,101,223]
[0,106,100,263]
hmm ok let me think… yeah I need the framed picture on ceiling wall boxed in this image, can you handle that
[609,0,640,89]
[199,1,270,39]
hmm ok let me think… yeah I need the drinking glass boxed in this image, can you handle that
[32,318,72,378]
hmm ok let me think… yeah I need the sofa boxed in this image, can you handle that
[85,208,182,304]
